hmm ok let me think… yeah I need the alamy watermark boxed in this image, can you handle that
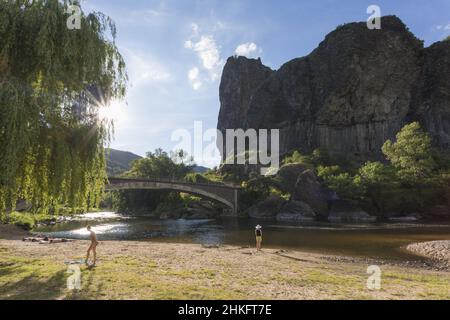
[66,261,82,290]
[366,265,382,290]
[66,4,81,30]
[171,121,280,176]
[367,5,382,30]
[65,3,382,31]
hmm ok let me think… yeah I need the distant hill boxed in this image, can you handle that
[106,148,142,176]
[192,165,209,174]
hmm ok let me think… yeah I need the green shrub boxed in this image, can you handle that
[317,165,342,179]
[382,122,437,184]
[282,151,313,166]
[1,212,57,230]
[184,173,212,184]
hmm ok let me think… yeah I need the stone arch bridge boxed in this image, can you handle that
[105,177,240,215]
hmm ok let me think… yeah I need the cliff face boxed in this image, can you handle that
[218,57,274,134]
[408,41,450,149]
[217,16,450,159]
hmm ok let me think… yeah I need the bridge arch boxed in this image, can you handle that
[105,178,239,215]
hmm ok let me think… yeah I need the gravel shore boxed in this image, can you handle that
[407,241,450,267]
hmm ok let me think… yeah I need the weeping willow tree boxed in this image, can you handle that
[0,0,127,215]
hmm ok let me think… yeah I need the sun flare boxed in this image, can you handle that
[98,100,126,123]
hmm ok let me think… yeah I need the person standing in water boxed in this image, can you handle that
[255,225,263,251]
[86,225,98,266]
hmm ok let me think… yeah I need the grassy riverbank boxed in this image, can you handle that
[0,208,101,230]
[0,226,448,300]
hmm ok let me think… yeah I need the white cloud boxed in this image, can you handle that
[188,67,199,81]
[188,67,202,90]
[185,35,223,80]
[184,23,225,90]
[192,82,202,91]
[235,42,261,58]
[434,24,450,31]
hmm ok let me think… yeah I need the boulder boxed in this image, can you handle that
[281,200,316,216]
[292,170,329,217]
[15,200,32,212]
[276,163,309,192]
[248,196,285,219]
[276,201,316,222]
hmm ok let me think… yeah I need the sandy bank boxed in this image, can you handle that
[1,224,449,300]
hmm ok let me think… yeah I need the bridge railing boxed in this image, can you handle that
[106,177,241,189]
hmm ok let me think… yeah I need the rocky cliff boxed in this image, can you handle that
[217,16,450,160]
[218,57,274,135]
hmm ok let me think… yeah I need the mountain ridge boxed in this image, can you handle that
[106,148,142,176]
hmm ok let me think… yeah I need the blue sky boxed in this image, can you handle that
[84,0,450,167]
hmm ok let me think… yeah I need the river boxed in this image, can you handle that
[33,212,450,261]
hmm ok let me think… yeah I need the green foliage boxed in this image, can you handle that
[317,165,343,179]
[315,123,449,215]
[1,211,67,230]
[0,1,127,212]
[283,151,313,166]
[202,171,225,183]
[268,187,290,200]
[239,176,280,211]
[356,162,397,212]
[323,173,364,202]
[126,149,193,180]
[3,212,35,230]
[284,148,356,171]
[113,149,195,214]
[317,165,365,202]
[358,162,398,189]
[184,173,211,184]
[311,148,333,166]
[382,122,437,184]
[228,124,449,216]
[213,123,449,217]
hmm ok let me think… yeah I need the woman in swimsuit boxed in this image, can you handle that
[255,225,263,251]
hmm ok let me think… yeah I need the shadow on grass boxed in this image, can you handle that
[65,268,106,300]
[0,256,109,300]
[0,270,67,300]
[0,262,25,278]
